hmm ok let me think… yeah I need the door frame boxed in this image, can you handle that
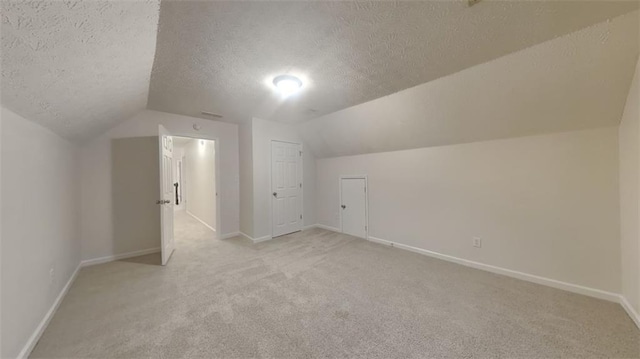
[270,140,304,238]
[339,175,369,239]
[172,135,221,239]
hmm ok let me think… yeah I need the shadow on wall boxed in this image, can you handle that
[111,137,162,258]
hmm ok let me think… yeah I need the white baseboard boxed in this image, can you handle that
[252,235,272,243]
[18,262,82,359]
[619,295,640,329]
[315,223,341,233]
[239,231,273,243]
[367,235,619,302]
[220,232,240,240]
[80,247,160,267]
[302,224,317,231]
[186,210,216,232]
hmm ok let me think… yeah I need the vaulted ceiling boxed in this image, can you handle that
[148,0,638,124]
[298,9,640,158]
[1,0,160,141]
[1,0,639,147]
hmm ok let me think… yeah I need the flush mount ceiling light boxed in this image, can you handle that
[272,74,303,96]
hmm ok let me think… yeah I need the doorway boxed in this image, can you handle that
[340,176,368,239]
[171,136,219,249]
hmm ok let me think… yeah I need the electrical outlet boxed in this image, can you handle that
[472,237,482,248]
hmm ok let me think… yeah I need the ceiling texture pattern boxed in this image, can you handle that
[148,0,638,124]
[1,0,160,141]
[0,0,638,149]
[297,10,640,158]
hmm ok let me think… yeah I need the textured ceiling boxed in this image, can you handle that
[1,0,160,142]
[297,10,640,158]
[148,0,638,124]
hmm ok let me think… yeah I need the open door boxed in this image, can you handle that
[159,125,175,265]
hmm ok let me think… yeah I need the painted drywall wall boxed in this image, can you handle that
[239,121,254,237]
[80,110,239,260]
[251,117,316,239]
[184,139,216,230]
[316,127,620,293]
[619,56,640,315]
[1,107,80,358]
[297,10,639,158]
[111,137,161,255]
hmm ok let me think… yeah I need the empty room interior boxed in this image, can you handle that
[1,1,640,358]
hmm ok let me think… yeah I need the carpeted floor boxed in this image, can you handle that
[31,211,639,358]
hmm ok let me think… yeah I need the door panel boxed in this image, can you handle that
[159,125,175,265]
[272,141,302,237]
[341,178,367,239]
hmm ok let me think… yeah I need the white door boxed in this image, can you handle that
[159,125,175,265]
[341,177,367,239]
[272,141,302,237]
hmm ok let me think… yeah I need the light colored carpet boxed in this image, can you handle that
[31,211,639,358]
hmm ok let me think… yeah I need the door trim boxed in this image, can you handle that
[270,140,303,238]
[339,175,369,239]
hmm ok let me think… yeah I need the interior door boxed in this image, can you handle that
[341,178,367,239]
[272,141,302,237]
[159,125,175,265]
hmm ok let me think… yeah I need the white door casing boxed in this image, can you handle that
[272,140,302,237]
[159,125,175,265]
[340,177,368,239]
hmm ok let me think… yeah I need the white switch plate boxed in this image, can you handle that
[473,237,482,248]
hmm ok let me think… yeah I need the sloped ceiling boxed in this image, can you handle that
[1,1,638,147]
[148,0,638,124]
[297,10,640,158]
[1,0,160,142]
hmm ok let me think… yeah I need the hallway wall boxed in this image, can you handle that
[184,139,216,230]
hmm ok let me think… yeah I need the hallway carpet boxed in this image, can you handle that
[31,212,639,358]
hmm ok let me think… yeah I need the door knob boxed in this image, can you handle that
[341,205,346,209]
[273,192,277,198]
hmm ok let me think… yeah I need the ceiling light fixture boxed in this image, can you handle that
[273,74,303,96]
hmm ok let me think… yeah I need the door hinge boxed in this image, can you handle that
[300,183,302,188]
[300,214,303,219]
[364,186,367,193]
[299,150,303,156]
[365,226,367,231]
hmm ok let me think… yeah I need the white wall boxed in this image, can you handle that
[111,137,161,255]
[184,139,216,230]
[239,121,254,237]
[316,127,620,293]
[251,117,316,239]
[1,107,80,358]
[80,110,239,260]
[619,56,640,316]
